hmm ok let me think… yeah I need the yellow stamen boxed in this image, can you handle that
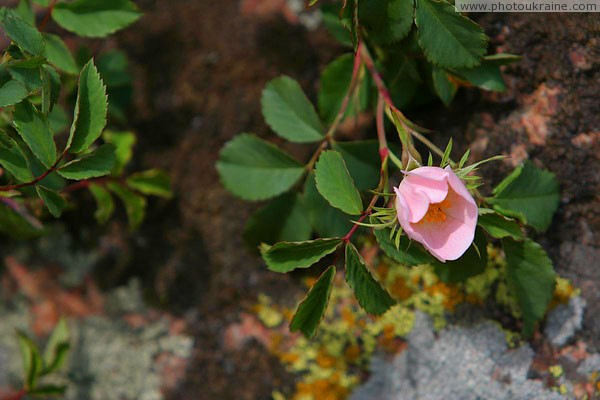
[418,198,451,224]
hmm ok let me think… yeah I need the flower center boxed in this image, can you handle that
[419,198,451,224]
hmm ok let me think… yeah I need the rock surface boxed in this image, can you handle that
[351,313,567,400]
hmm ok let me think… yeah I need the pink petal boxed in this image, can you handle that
[414,216,476,262]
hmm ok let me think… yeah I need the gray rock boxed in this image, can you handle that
[351,312,566,400]
[545,296,586,347]
[0,280,193,400]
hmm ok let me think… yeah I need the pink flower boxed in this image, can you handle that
[394,166,478,262]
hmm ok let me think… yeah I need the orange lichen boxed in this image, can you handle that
[390,277,413,301]
[316,348,338,369]
[294,374,349,400]
[344,344,361,363]
[425,282,465,312]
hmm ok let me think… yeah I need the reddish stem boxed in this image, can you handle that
[38,0,58,31]
[0,150,67,192]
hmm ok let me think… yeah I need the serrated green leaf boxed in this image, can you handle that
[358,0,414,44]
[1,9,45,55]
[52,0,142,38]
[261,237,342,273]
[433,228,488,283]
[345,242,396,315]
[315,150,363,215]
[432,66,457,106]
[478,211,523,240]
[332,140,380,191]
[126,169,172,198]
[41,65,61,114]
[102,130,136,174]
[290,265,335,338]
[261,76,324,143]
[303,172,353,237]
[373,225,436,266]
[42,318,69,375]
[67,60,108,153]
[12,101,57,168]
[0,136,33,182]
[89,183,114,224]
[415,0,487,68]
[243,192,312,251]
[106,181,146,230]
[503,238,556,337]
[216,133,305,201]
[57,144,116,180]
[0,67,28,107]
[17,331,43,390]
[43,33,79,75]
[489,161,560,232]
[36,185,67,217]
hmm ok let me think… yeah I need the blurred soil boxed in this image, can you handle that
[33,1,598,399]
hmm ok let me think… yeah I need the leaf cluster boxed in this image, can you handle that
[0,0,171,236]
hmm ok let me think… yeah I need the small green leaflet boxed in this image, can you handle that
[216,133,305,201]
[261,76,324,143]
[432,66,457,106]
[489,161,560,232]
[102,130,136,174]
[314,150,363,215]
[17,331,43,390]
[415,0,487,68]
[36,186,67,217]
[89,183,115,224]
[7,64,43,91]
[52,0,142,38]
[290,265,335,338]
[345,242,396,315]
[107,182,146,230]
[332,141,380,191]
[318,54,355,124]
[57,144,116,180]
[452,59,506,92]
[373,226,436,266]
[243,192,312,251]
[12,101,57,168]
[503,238,556,337]
[67,60,108,153]
[15,0,35,25]
[0,137,33,182]
[358,0,414,45]
[0,199,44,239]
[260,237,343,273]
[43,33,79,75]
[303,172,353,237]
[42,318,70,375]
[0,66,28,107]
[126,169,172,198]
[41,65,61,114]
[0,9,45,56]
[477,210,523,240]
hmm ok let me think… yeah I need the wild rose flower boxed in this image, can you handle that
[394,166,478,262]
